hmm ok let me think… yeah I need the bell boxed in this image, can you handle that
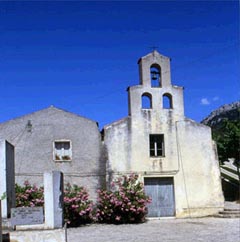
[151,70,159,80]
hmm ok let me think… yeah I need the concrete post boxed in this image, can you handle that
[0,140,15,219]
[0,200,2,242]
[44,171,64,229]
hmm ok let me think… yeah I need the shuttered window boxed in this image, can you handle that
[149,134,164,157]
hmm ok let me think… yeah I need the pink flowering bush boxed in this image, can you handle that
[95,173,151,224]
[15,174,151,226]
[15,181,44,207]
[64,183,93,227]
[15,181,93,227]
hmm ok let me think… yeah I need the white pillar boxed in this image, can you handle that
[0,200,2,242]
[44,171,64,229]
[0,140,15,219]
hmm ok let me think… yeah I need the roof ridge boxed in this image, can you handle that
[0,105,98,125]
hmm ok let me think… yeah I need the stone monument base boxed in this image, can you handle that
[9,228,66,242]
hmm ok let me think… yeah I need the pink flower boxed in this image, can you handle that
[24,180,30,186]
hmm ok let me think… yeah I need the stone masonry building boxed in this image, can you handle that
[0,51,224,217]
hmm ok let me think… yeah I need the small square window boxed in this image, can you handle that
[149,134,164,157]
[53,140,72,161]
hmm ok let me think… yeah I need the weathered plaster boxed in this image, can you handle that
[104,51,224,217]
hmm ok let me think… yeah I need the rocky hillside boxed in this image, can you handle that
[201,101,240,128]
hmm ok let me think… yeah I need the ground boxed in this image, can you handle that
[67,217,240,242]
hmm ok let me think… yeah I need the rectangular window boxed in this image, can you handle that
[149,134,164,157]
[53,140,72,161]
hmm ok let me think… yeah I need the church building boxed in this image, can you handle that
[103,51,224,217]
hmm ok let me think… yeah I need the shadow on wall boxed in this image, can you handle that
[98,141,108,190]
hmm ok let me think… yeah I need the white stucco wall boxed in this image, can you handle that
[173,120,224,217]
[104,51,224,217]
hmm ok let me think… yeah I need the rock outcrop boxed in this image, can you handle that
[201,101,240,128]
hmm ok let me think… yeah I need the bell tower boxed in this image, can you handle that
[127,50,184,119]
[138,50,172,87]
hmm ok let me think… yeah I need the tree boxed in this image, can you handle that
[212,119,240,164]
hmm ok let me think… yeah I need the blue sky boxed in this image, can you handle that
[0,1,239,129]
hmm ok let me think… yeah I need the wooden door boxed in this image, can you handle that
[144,177,175,217]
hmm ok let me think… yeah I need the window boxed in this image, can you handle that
[163,93,173,109]
[150,64,161,87]
[149,134,164,157]
[142,93,152,109]
[53,140,72,161]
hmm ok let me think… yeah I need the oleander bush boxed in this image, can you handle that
[15,173,151,226]
[95,173,151,224]
[64,183,93,227]
[15,181,93,227]
[15,180,44,207]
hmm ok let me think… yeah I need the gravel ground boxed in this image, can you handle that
[66,217,240,242]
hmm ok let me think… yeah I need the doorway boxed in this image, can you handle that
[144,177,175,217]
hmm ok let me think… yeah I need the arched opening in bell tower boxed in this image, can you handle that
[142,93,152,109]
[163,93,173,109]
[150,64,161,87]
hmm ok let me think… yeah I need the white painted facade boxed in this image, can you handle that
[104,51,224,217]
